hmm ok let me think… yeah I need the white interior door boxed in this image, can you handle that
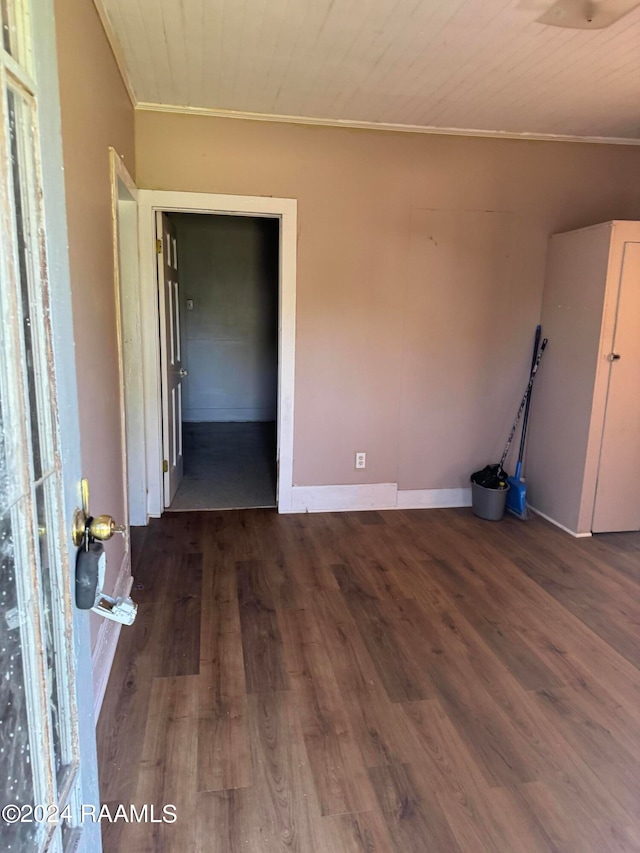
[593,242,640,533]
[0,1,100,851]
[157,212,185,507]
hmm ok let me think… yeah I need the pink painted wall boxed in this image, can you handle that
[136,112,640,491]
[54,0,135,649]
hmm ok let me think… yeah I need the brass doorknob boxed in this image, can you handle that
[89,516,126,541]
[72,478,126,546]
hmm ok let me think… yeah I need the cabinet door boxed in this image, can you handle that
[592,242,640,533]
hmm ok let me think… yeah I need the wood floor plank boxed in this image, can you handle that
[197,697,251,793]
[196,699,253,792]
[200,550,241,636]
[197,634,251,797]
[516,778,623,853]
[368,763,462,852]
[513,549,640,667]
[279,604,377,815]
[423,557,564,691]
[591,533,640,584]
[196,789,259,853]
[316,590,423,768]
[399,699,492,799]
[98,508,640,852]
[244,690,334,851]
[236,559,290,694]
[158,552,203,677]
[511,594,640,713]
[332,563,431,703]
[129,524,149,576]
[198,564,250,791]
[410,710,539,852]
[118,675,199,853]
[129,527,175,605]
[389,595,570,787]
[590,760,640,823]
[533,684,640,770]
[97,599,176,801]
[324,809,396,851]
[479,786,569,853]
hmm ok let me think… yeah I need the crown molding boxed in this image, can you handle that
[135,101,640,146]
[92,0,137,108]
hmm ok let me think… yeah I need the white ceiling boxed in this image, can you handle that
[97,0,640,141]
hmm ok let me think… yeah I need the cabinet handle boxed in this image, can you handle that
[607,353,621,362]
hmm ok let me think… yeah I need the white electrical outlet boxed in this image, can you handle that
[355,452,366,469]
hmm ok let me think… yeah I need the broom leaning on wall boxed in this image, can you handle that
[506,327,546,519]
[471,328,547,518]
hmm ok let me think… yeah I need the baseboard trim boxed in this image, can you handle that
[92,552,133,721]
[528,505,592,538]
[289,483,398,513]
[283,483,472,514]
[397,487,472,509]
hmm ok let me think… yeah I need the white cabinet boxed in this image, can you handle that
[527,221,640,535]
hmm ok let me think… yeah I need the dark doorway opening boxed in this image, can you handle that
[166,212,279,510]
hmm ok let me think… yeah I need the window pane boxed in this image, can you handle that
[36,478,73,787]
[1,0,11,54]
[61,814,80,851]
[0,506,38,852]
[0,335,20,515]
[7,86,55,481]
[0,0,31,72]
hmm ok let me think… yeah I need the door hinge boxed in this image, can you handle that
[156,238,162,254]
[163,459,168,473]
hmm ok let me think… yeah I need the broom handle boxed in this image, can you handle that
[517,326,542,469]
[500,338,548,471]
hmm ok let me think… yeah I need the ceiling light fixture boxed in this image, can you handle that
[535,0,640,28]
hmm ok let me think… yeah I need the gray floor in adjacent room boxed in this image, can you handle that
[169,421,277,511]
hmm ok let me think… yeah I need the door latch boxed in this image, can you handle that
[73,478,137,624]
[607,352,621,362]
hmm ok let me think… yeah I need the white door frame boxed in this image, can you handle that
[109,149,147,527]
[137,190,297,517]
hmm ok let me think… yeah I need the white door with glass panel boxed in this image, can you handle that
[156,212,185,506]
[1,1,102,851]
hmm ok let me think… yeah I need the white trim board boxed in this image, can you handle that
[138,190,297,517]
[136,103,640,147]
[397,488,472,509]
[110,148,146,529]
[527,505,593,538]
[285,484,472,514]
[92,552,134,720]
[290,484,398,513]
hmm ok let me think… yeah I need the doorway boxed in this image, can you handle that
[160,211,280,511]
[135,190,297,519]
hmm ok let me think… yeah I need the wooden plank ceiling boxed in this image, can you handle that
[99,0,640,139]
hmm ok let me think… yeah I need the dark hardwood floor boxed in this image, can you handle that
[97,508,640,852]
